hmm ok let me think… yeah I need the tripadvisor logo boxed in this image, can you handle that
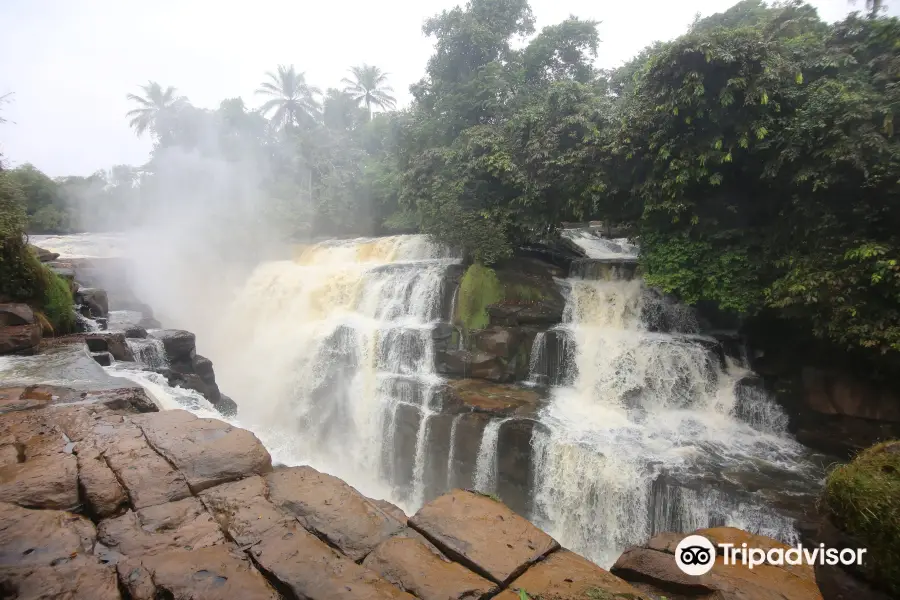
[674,534,867,576]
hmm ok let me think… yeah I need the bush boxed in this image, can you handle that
[41,267,74,333]
[823,440,900,594]
[456,264,503,331]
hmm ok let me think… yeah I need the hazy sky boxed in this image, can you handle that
[1,0,895,176]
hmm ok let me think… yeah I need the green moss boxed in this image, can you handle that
[456,264,503,331]
[823,440,900,594]
[41,266,74,334]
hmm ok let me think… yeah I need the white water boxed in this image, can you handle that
[562,229,638,260]
[473,417,509,494]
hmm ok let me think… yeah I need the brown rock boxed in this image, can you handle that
[496,549,649,600]
[266,465,405,561]
[369,498,408,524]
[101,424,191,509]
[134,409,271,492]
[801,367,900,423]
[436,349,508,382]
[249,521,415,599]
[363,536,498,600]
[443,379,542,416]
[409,489,559,585]
[0,562,120,600]
[98,497,225,557]
[117,545,278,600]
[199,475,291,546]
[0,303,35,326]
[84,332,133,362]
[0,502,96,568]
[0,324,42,355]
[0,386,67,414]
[0,454,79,510]
[76,445,128,518]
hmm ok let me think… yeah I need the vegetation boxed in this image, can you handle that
[456,264,503,331]
[824,440,900,594]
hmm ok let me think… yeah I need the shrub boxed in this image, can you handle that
[823,440,900,595]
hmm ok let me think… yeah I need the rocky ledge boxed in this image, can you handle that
[0,388,659,600]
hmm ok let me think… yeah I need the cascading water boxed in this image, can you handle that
[126,337,168,369]
[210,235,459,510]
[526,231,824,567]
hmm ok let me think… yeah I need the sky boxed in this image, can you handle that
[0,0,896,176]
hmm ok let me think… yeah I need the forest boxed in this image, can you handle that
[1,0,898,361]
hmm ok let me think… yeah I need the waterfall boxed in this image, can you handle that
[473,418,509,494]
[209,235,459,511]
[127,338,168,369]
[529,231,821,567]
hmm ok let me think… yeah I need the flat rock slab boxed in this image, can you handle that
[76,445,128,518]
[101,423,191,509]
[0,453,79,510]
[200,475,291,546]
[409,489,559,585]
[266,465,405,561]
[496,549,649,600]
[363,536,498,600]
[117,545,278,600]
[99,497,225,557]
[249,521,416,600]
[134,409,271,492]
[0,502,96,568]
[0,562,121,600]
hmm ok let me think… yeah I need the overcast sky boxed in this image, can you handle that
[1,0,895,176]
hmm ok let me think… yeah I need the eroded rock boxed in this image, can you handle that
[0,324,42,356]
[409,489,559,585]
[0,502,96,568]
[199,475,291,546]
[0,453,79,510]
[76,445,128,518]
[266,465,405,561]
[0,304,35,327]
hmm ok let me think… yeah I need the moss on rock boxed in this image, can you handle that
[823,440,900,594]
[42,266,74,333]
[456,264,503,331]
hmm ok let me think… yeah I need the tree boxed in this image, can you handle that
[255,65,321,129]
[341,64,397,116]
[126,82,184,138]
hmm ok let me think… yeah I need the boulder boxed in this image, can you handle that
[495,549,648,600]
[117,545,279,600]
[0,562,120,600]
[76,446,128,518]
[363,536,498,600]
[213,393,238,417]
[0,502,96,568]
[76,288,109,319]
[0,324,42,355]
[442,379,543,417]
[801,367,900,423]
[98,497,225,557]
[123,325,147,339]
[248,521,415,599]
[133,409,272,493]
[409,489,559,585]
[610,527,824,600]
[92,351,113,366]
[100,423,192,509]
[0,453,79,511]
[369,498,408,525]
[150,329,196,366]
[266,465,405,561]
[28,245,59,263]
[199,476,292,546]
[0,303,35,327]
[435,349,508,381]
[84,332,134,362]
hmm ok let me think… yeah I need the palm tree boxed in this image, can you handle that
[126,82,183,137]
[255,65,321,129]
[342,64,397,116]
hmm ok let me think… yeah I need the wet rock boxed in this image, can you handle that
[76,446,128,518]
[199,476,292,546]
[388,403,421,490]
[150,329,196,367]
[123,325,147,339]
[801,367,900,423]
[496,549,648,600]
[76,288,109,319]
[0,502,96,568]
[98,497,225,557]
[0,453,79,511]
[83,386,158,413]
[100,424,192,509]
[133,410,271,493]
[117,545,279,600]
[409,489,559,585]
[496,418,547,516]
[435,349,507,381]
[445,413,491,489]
[471,326,518,358]
[0,303,35,327]
[0,562,121,600]
[0,324,42,355]
[363,536,498,600]
[92,351,113,366]
[610,527,824,600]
[443,379,543,417]
[28,245,59,263]
[266,465,405,561]
[84,332,134,362]
[249,521,415,599]
[213,393,238,417]
[0,385,65,414]
[369,498,408,525]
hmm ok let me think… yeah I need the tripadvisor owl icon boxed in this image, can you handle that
[675,535,717,576]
